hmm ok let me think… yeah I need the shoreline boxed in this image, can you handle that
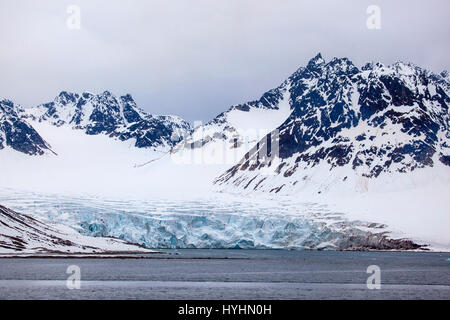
[1,247,448,259]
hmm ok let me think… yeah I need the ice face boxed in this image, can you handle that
[0,189,406,250]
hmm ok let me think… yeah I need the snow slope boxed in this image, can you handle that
[121,78,295,196]
[171,81,292,167]
[0,120,170,197]
[0,204,152,254]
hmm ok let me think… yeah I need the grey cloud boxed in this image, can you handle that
[0,0,449,122]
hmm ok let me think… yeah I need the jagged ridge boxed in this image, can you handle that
[24,91,191,149]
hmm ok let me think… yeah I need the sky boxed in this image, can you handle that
[1,0,449,122]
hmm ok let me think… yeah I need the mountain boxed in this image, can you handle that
[0,56,449,251]
[0,99,52,155]
[215,54,450,194]
[0,204,152,254]
[22,91,191,150]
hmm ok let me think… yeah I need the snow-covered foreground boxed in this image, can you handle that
[0,188,427,251]
[0,204,153,255]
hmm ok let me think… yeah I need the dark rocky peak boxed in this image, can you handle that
[55,91,79,105]
[120,94,143,123]
[325,57,359,77]
[120,93,134,102]
[81,91,94,99]
[286,54,325,83]
[95,91,120,109]
[361,62,374,71]
[289,55,358,91]
[0,99,16,115]
[306,53,325,68]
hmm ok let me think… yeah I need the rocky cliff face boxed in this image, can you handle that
[0,99,52,155]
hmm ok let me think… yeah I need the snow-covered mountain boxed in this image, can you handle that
[0,204,151,254]
[215,54,450,194]
[0,91,194,196]
[22,91,191,150]
[0,99,53,155]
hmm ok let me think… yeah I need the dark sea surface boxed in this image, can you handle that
[0,250,448,299]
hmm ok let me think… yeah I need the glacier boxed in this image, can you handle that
[0,189,421,250]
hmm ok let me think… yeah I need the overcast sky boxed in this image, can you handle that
[1,0,449,122]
